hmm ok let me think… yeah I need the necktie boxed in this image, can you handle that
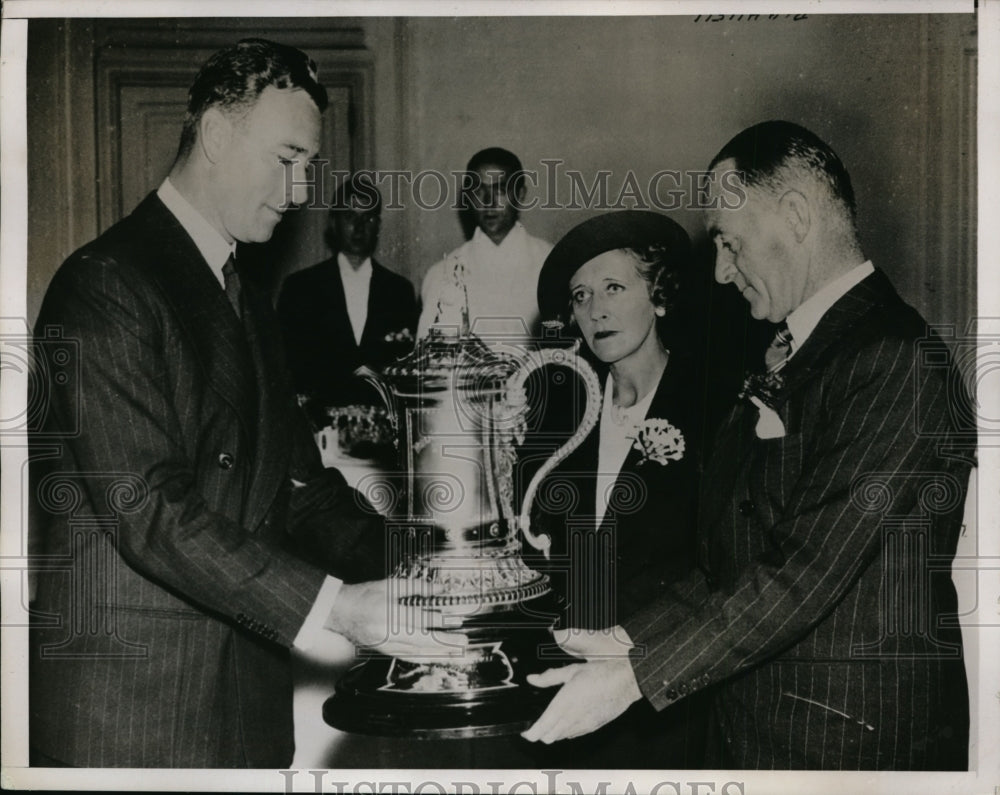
[764,321,793,372]
[222,255,242,320]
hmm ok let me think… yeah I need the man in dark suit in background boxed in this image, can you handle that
[29,38,458,769]
[522,121,973,769]
[278,176,417,407]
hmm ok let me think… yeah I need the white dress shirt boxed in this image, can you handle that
[595,374,659,528]
[338,253,373,345]
[784,261,875,359]
[157,178,234,287]
[417,222,553,343]
[156,178,341,651]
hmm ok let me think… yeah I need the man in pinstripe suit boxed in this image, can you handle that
[523,121,972,769]
[29,39,459,768]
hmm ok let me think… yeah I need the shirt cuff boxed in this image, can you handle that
[292,575,343,651]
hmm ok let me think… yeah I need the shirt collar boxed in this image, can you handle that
[157,178,235,287]
[337,252,373,280]
[785,261,874,357]
[471,220,527,253]
[601,364,663,427]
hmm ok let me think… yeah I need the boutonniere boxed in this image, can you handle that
[739,369,788,439]
[631,419,685,466]
[739,370,785,410]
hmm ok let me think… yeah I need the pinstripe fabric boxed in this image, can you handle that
[621,271,971,770]
[30,194,386,767]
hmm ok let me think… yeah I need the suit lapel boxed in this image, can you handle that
[596,366,674,532]
[359,259,384,350]
[775,271,892,405]
[699,270,896,579]
[240,272,293,533]
[131,195,257,442]
[321,254,359,351]
[613,362,677,477]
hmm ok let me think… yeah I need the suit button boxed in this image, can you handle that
[666,688,678,700]
[738,499,755,517]
[678,682,690,695]
[218,453,235,470]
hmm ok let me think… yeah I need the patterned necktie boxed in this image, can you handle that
[764,321,793,372]
[222,255,242,320]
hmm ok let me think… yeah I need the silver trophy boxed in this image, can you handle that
[323,323,601,738]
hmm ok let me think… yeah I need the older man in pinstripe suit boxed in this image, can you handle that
[29,39,459,768]
[523,121,972,769]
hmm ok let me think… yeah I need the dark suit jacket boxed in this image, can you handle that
[526,356,709,768]
[530,356,702,630]
[277,255,417,406]
[29,193,386,768]
[622,270,972,770]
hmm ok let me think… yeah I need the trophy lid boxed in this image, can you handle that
[381,327,518,392]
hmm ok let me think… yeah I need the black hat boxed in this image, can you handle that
[537,211,691,323]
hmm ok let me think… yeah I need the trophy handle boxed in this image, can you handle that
[507,343,602,559]
[353,365,399,437]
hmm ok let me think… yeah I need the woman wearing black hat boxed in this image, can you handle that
[526,210,708,769]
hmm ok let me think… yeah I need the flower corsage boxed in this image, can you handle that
[631,419,685,466]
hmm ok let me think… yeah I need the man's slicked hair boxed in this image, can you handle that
[709,120,857,222]
[177,38,328,160]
